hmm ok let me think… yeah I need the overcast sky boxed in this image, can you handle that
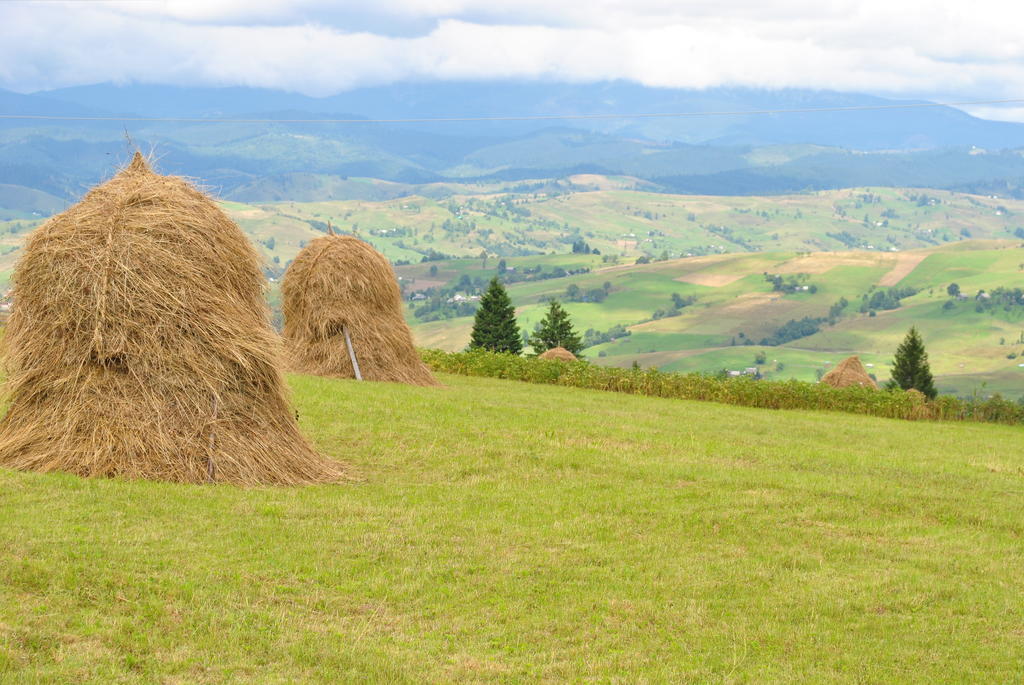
[2,0,1023,119]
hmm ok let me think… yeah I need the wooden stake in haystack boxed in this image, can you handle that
[820,355,878,389]
[0,153,346,485]
[282,233,438,386]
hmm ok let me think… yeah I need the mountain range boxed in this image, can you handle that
[2,81,1024,209]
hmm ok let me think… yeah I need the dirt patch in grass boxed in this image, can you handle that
[405,277,447,290]
[774,252,892,274]
[674,271,746,287]
[878,253,928,286]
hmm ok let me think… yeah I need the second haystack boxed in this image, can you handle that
[282,233,437,386]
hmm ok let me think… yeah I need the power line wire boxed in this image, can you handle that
[1,98,1023,124]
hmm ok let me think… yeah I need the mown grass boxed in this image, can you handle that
[2,372,1023,682]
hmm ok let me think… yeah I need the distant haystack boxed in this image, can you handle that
[820,355,878,389]
[0,153,345,485]
[904,388,935,419]
[538,347,577,362]
[282,234,437,386]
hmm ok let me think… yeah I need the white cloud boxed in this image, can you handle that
[960,105,1024,123]
[1,0,1024,105]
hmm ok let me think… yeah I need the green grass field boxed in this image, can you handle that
[3,373,1023,682]
[406,241,1024,398]
[207,184,1024,279]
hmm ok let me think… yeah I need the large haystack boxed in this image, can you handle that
[538,346,577,362]
[821,355,878,389]
[0,153,345,485]
[282,234,437,385]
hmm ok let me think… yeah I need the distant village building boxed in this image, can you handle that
[445,293,481,304]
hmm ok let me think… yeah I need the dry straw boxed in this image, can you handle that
[820,355,878,389]
[538,347,577,361]
[283,233,438,385]
[0,153,346,485]
[904,388,935,419]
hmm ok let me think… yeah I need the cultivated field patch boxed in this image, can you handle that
[878,253,929,286]
[774,252,893,274]
[674,270,746,286]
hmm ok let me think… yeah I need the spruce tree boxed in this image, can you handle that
[888,326,937,398]
[529,299,583,355]
[469,277,522,354]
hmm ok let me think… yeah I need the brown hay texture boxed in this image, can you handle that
[0,154,345,485]
[282,234,438,386]
[820,355,878,389]
[538,346,577,362]
[905,388,935,419]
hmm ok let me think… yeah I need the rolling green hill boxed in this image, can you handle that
[2,373,1023,681]
[225,183,1024,268]
[3,178,1022,279]
[0,184,67,220]
[2,181,1021,398]
[400,241,1024,399]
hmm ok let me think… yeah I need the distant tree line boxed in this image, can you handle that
[581,324,631,349]
[859,286,917,313]
[412,298,478,322]
[764,272,816,294]
[826,230,861,248]
[944,285,1024,313]
[757,297,850,346]
[759,316,828,346]
[420,248,456,262]
[564,282,611,303]
[411,274,487,322]
[571,239,600,254]
[500,264,591,285]
[648,292,697,321]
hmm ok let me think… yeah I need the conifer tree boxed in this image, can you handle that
[887,326,937,398]
[529,299,583,355]
[469,277,522,354]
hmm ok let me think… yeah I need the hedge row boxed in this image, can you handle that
[421,349,1024,426]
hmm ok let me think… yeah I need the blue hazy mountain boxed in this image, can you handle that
[35,81,1024,150]
[2,81,1024,205]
